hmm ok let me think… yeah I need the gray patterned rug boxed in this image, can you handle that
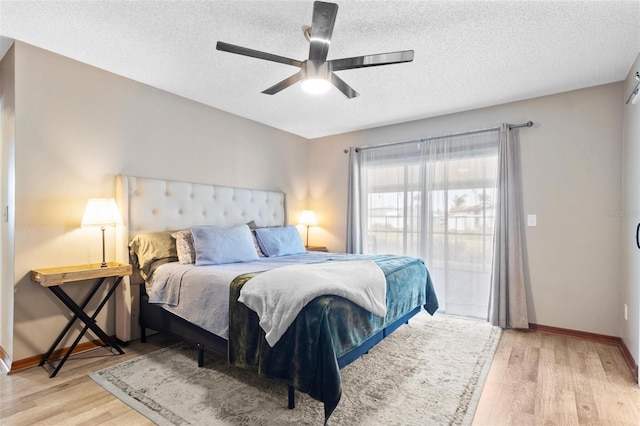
[90,312,500,425]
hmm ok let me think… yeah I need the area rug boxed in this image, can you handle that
[90,312,500,425]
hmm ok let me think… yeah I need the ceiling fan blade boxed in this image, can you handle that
[308,1,338,62]
[330,50,414,71]
[330,73,359,99]
[217,41,302,68]
[262,72,302,95]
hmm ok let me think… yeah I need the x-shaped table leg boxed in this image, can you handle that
[40,276,125,377]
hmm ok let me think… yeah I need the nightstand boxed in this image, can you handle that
[306,246,329,252]
[30,262,132,377]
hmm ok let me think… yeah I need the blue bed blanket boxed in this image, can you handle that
[228,254,438,422]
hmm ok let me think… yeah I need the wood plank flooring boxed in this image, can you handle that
[473,329,640,425]
[0,335,175,426]
[1,330,639,425]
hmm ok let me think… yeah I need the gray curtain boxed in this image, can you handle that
[346,147,363,254]
[488,124,529,329]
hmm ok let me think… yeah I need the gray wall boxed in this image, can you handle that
[2,40,633,363]
[309,83,624,337]
[8,42,310,362]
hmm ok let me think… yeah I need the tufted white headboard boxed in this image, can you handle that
[114,175,287,341]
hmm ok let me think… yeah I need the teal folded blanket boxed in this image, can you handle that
[228,254,438,422]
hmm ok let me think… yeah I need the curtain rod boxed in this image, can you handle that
[509,121,534,130]
[625,72,640,105]
[347,121,533,153]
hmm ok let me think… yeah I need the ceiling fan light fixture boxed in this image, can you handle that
[301,77,332,94]
[216,1,414,99]
[301,60,332,95]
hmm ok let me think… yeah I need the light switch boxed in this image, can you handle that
[527,214,537,227]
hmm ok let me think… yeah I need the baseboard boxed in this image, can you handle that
[529,323,621,345]
[8,337,114,374]
[0,344,10,374]
[530,322,638,383]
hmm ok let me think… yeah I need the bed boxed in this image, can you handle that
[114,175,438,423]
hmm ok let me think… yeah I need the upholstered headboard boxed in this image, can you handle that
[114,175,287,341]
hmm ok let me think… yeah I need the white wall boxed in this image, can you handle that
[9,42,309,362]
[621,52,640,371]
[309,83,623,337]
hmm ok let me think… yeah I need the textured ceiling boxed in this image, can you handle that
[1,0,639,139]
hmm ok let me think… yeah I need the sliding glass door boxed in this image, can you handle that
[354,130,499,319]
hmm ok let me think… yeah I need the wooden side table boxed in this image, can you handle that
[30,262,132,377]
[306,246,329,252]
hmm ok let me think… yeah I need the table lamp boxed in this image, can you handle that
[81,198,123,267]
[299,210,318,247]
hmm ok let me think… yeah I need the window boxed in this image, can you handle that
[352,130,499,319]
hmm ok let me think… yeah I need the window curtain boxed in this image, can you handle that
[348,130,500,319]
[488,124,529,329]
[347,147,363,254]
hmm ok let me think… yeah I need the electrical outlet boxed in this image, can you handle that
[527,214,537,227]
[624,304,628,321]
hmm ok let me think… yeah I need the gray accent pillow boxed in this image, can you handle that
[129,231,178,280]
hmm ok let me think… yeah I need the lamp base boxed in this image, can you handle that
[100,227,107,268]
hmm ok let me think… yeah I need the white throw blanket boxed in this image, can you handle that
[238,260,387,346]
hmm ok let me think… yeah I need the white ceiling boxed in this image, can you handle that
[1,0,639,139]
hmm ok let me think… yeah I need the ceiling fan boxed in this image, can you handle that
[216,1,414,99]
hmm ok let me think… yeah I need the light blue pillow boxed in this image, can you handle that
[254,225,306,257]
[191,225,260,266]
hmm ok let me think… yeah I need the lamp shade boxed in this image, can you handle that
[299,210,318,227]
[81,198,123,227]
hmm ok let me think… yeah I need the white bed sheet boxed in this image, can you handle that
[147,252,338,339]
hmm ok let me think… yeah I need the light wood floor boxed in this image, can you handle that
[1,330,639,425]
[473,330,640,425]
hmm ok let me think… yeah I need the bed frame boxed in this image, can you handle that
[114,175,287,342]
[138,283,420,408]
[114,174,421,410]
